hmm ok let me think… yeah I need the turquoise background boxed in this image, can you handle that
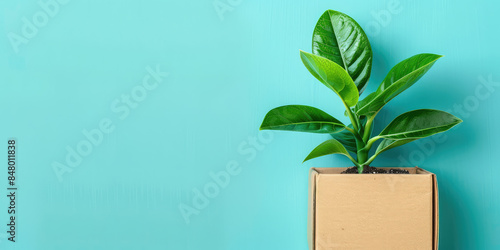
[0,0,499,249]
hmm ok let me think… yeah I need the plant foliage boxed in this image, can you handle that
[260,10,462,173]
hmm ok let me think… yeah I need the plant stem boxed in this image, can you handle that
[357,166,364,174]
[358,136,382,167]
[364,136,380,151]
[356,149,368,172]
[357,149,368,163]
[354,136,367,173]
[344,126,363,142]
[346,154,361,168]
[355,135,382,173]
[344,105,359,132]
[362,115,376,142]
[363,154,377,167]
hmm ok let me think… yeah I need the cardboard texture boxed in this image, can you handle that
[308,167,438,250]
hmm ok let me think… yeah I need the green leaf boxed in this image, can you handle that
[378,109,462,140]
[355,54,442,116]
[330,116,370,153]
[303,139,353,163]
[260,105,345,133]
[330,127,357,153]
[300,50,359,107]
[312,10,372,94]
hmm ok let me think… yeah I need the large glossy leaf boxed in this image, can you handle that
[303,139,352,162]
[378,109,462,140]
[355,54,442,116]
[300,51,359,107]
[260,105,345,133]
[312,10,372,94]
[329,116,370,153]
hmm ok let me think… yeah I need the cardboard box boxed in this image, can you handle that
[308,167,438,250]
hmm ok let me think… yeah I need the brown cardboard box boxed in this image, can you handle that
[308,167,438,250]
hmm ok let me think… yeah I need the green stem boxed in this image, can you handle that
[346,154,361,168]
[344,104,359,132]
[344,126,363,142]
[357,149,368,164]
[357,152,368,173]
[364,136,381,151]
[362,115,376,142]
[354,136,367,174]
[357,136,381,168]
[340,125,364,172]
[364,154,378,167]
[354,135,382,173]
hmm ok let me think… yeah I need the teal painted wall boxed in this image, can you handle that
[0,0,498,249]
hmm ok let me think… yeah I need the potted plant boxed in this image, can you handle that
[260,10,461,249]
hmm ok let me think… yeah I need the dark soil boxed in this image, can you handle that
[341,166,410,174]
